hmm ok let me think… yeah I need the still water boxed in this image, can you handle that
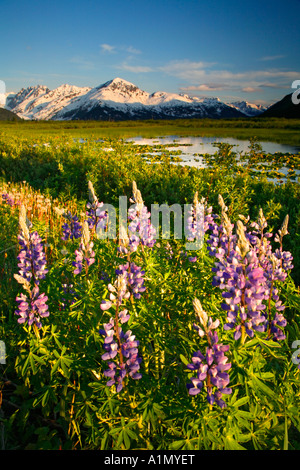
[127,135,300,168]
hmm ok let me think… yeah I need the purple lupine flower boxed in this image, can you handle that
[208,206,293,343]
[165,242,174,260]
[15,288,49,329]
[206,195,236,259]
[100,271,111,283]
[14,205,50,330]
[186,192,214,254]
[186,299,232,408]
[220,252,269,340]
[86,181,108,234]
[100,320,142,392]
[100,273,130,312]
[72,221,95,275]
[17,231,48,284]
[99,273,142,392]
[127,181,156,252]
[61,211,82,241]
[60,283,78,310]
[115,262,146,299]
[2,193,16,206]
[128,205,156,251]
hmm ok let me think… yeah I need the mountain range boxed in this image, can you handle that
[4,78,268,121]
[0,107,22,121]
[259,92,300,119]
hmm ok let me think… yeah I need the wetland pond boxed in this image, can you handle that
[126,135,300,182]
[127,135,300,168]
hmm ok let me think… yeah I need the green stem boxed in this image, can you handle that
[114,301,124,369]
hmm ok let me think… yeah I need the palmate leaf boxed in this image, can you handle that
[169,437,198,450]
[21,351,45,376]
[223,433,247,450]
[51,347,73,378]
[32,385,58,408]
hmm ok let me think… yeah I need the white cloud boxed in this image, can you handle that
[159,60,214,80]
[117,62,153,73]
[242,86,262,93]
[100,44,141,55]
[259,55,285,61]
[124,46,141,55]
[100,43,116,53]
[181,83,228,92]
[160,59,300,93]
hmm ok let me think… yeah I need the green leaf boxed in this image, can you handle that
[50,348,73,378]
[224,435,247,450]
[233,396,250,408]
[169,439,185,450]
[243,338,259,349]
[180,354,189,366]
[284,412,289,450]
[250,375,276,400]
[236,409,254,420]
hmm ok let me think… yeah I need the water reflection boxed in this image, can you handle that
[128,135,300,159]
[127,135,300,182]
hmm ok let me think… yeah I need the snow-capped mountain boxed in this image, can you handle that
[5,84,91,120]
[229,101,267,117]
[5,78,267,121]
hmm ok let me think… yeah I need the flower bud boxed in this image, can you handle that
[236,220,249,258]
[193,298,208,327]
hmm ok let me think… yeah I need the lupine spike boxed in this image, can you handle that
[208,205,293,342]
[236,220,249,258]
[193,298,208,328]
[19,204,30,243]
[186,306,232,408]
[88,180,98,204]
[99,267,143,392]
[15,205,49,329]
[127,181,156,251]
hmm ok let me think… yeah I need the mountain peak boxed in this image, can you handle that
[229,100,267,116]
[101,77,144,94]
[89,77,149,105]
[6,77,267,121]
[107,77,136,86]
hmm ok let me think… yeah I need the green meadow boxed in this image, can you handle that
[1,117,300,145]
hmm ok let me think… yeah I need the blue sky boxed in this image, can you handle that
[1,0,300,105]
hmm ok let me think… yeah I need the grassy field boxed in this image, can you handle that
[0,120,300,450]
[1,117,300,145]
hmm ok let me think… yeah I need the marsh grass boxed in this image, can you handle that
[1,117,300,145]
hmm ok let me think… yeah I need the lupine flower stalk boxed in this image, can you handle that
[73,221,95,275]
[127,181,156,252]
[186,191,214,261]
[117,224,130,255]
[100,273,142,392]
[60,210,82,241]
[208,200,293,343]
[86,181,107,235]
[115,262,146,300]
[206,195,236,259]
[14,205,49,332]
[186,298,232,408]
